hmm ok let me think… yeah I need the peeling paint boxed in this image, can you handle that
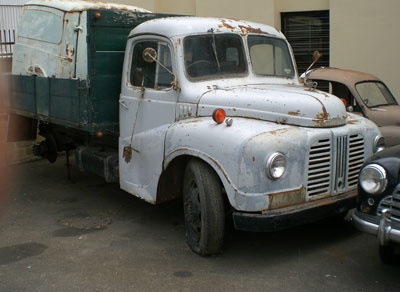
[288,110,300,116]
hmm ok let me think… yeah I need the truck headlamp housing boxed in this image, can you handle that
[359,164,387,195]
[266,152,287,180]
[374,135,385,153]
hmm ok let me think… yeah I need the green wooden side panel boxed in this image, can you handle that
[9,75,90,130]
[8,10,179,134]
[10,75,36,112]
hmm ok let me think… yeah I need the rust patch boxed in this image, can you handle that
[269,129,288,136]
[183,119,202,124]
[288,110,300,116]
[176,38,181,46]
[208,156,232,185]
[34,67,43,75]
[312,98,329,126]
[219,19,235,30]
[238,25,270,36]
[34,1,151,13]
[347,120,358,124]
[268,187,306,210]
[123,146,132,163]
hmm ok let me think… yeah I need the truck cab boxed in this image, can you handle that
[7,1,384,256]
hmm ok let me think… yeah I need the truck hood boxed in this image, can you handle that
[366,105,400,127]
[197,84,347,127]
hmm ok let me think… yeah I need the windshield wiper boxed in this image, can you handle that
[208,28,220,70]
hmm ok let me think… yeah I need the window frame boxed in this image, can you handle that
[247,34,296,79]
[128,36,175,91]
[18,7,64,45]
[183,32,248,82]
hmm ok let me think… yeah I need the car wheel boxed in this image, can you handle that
[183,159,225,256]
[379,243,396,264]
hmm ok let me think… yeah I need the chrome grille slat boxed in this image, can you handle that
[307,138,331,197]
[347,134,364,187]
[306,134,365,197]
[334,136,347,192]
[377,188,400,223]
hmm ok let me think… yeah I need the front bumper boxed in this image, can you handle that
[352,210,400,245]
[232,191,357,232]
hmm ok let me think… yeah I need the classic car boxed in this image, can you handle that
[306,68,400,147]
[352,145,400,263]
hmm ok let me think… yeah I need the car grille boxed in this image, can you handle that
[348,135,365,187]
[378,186,400,224]
[307,134,364,197]
[307,138,332,197]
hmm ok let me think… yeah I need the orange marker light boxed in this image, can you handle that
[212,108,226,124]
[341,98,347,107]
[95,12,102,19]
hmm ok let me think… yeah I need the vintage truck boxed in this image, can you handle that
[6,0,384,256]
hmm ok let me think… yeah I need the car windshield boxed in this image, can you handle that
[355,81,398,107]
[184,33,247,79]
[247,35,295,78]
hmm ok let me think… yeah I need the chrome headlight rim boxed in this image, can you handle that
[359,163,388,195]
[266,152,287,180]
[374,135,385,153]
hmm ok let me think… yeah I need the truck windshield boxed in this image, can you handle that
[355,81,398,107]
[247,35,294,78]
[184,33,247,79]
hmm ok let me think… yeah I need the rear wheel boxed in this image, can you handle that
[183,159,225,256]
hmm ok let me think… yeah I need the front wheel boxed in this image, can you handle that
[183,159,225,256]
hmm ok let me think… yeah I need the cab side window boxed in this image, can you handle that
[130,40,173,89]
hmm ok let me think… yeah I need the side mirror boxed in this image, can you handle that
[142,47,157,63]
[312,50,322,63]
[141,47,179,91]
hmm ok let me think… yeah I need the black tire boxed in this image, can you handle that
[379,244,396,264]
[183,159,225,256]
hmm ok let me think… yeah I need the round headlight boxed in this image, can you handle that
[374,135,385,153]
[266,153,287,180]
[359,164,387,195]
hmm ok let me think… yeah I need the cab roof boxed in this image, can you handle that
[26,0,151,13]
[128,17,284,39]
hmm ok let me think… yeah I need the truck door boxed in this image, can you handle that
[119,36,178,203]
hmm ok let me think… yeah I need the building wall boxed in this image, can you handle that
[330,0,400,99]
[273,0,329,28]
[194,0,275,26]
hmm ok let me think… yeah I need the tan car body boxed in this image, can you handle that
[308,68,400,147]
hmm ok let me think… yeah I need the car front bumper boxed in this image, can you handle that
[352,210,400,245]
[232,191,357,232]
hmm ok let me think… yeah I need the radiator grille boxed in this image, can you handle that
[334,136,348,192]
[348,135,365,187]
[307,138,331,197]
[377,185,400,225]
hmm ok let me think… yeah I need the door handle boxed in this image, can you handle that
[119,100,128,109]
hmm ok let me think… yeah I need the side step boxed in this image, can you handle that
[75,146,119,183]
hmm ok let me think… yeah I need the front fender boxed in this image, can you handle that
[164,117,303,211]
[379,126,400,147]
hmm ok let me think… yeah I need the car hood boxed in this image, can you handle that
[197,84,348,127]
